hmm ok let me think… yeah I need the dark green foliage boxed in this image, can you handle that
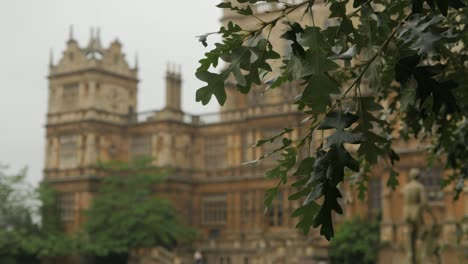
[0,166,72,263]
[82,158,197,257]
[196,36,279,105]
[411,0,466,16]
[0,160,196,262]
[329,217,380,264]
[199,0,468,240]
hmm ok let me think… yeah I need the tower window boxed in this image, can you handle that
[368,177,382,217]
[204,136,227,170]
[268,191,283,226]
[57,192,75,221]
[129,135,152,160]
[241,191,254,226]
[59,135,78,168]
[202,195,227,225]
[420,168,444,201]
[62,83,79,109]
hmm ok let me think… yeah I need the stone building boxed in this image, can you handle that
[43,1,466,263]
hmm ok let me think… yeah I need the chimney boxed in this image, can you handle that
[165,63,182,111]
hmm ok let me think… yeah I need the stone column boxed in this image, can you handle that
[52,137,59,168]
[84,133,96,166]
[77,134,85,166]
[245,130,255,162]
[44,138,52,169]
[78,82,86,108]
[87,81,97,108]
[47,85,56,113]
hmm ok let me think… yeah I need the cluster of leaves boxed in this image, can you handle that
[0,165,73,263]
[196,22,280,105]
[83,158,197,257]
[328,217,380,264]
[197,0,467,240]
[0,159,196,263]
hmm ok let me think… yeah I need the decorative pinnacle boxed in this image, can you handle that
[49,48,54,67]
[96,27,101,42]
[69,25,74,40]
[165,62,182,78]
[134,52,139,70]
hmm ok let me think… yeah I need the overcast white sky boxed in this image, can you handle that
[0,0,221,185]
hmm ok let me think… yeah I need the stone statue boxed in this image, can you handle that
[402,168,427,264]
[193,250,204,264]
[421,220,442,264]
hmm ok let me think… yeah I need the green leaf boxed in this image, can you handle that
[329,1,346,18]
[292,202,320,235]
[353,0,368,8]
[279,147,296,171]
[293,157,315,176]
[412,0,466,16]
[313,186,342,240]
[253,128,294,147]
[288,187,311,200]
[304,182,324,203]
[232,66,246,86]
[281,22,306,58]
[298,74,341,114]
[264,187,279,207]
[300,27,330,51]
[286,55,304,80]
[353,97,389,164]
[195,71,227,105]
[387,169,399,190]
[302,49,339,76]
[318,110,360,130]
[338,17,355,36]
[266,166,282,179]
[216,2,253,16]
[216,2,232,9]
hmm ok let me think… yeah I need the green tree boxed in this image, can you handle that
[0,165,40,264]
[0,165,75,263]
[82,158,196,263]
[329,217,380,264]
[196,0,467,240]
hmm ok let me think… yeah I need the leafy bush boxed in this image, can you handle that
[329,217,380,264]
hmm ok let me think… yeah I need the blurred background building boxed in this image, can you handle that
[42,1,466,263]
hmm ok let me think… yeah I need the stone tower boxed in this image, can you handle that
[44,27,138,231]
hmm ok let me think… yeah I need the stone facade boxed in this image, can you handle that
[43,1,466,263]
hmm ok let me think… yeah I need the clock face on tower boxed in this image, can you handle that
[104,86,127,113]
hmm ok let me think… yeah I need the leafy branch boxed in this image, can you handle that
[196,0,467,240]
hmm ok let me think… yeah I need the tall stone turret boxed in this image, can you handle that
[164,63,182,111]
[44,27,139,232]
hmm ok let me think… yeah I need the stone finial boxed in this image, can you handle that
[69,25,74,40]
[96,27,102,47]
[165,61,182,111]
[49,48,54,67]
[166,62,182,77]
[85,27,104,59]
[134,52,139,70]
